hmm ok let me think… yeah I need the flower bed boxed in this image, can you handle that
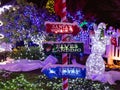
[0,70,116,90]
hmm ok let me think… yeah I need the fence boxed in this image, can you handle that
[79,31,120,65]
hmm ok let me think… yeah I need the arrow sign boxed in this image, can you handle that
[42,66,86,79]
[45,21,80,36]
[43,41,84,53]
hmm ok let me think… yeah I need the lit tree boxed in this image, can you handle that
[0,0,59,44]
[0,0,59,60]
[46,0,55,13]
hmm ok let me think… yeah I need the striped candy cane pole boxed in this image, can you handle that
[61,0,68,90]
[62,53,68,90]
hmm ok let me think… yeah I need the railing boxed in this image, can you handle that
[104,36,120,63]
[111,46,120,60]
[79,31,120,64]
[104,45,120,61]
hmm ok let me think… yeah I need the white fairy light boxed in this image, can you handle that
[31,32,46,51]
[0,5,15,27]
[86,22,110,79]
[0,5,13,14]
[0,33,5,52]
[0,33,4,39]
[0,21,3,26]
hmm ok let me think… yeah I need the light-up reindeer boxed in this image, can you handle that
[86,22,110,79]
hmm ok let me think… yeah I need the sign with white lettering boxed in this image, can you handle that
[42,67,86,78]
[43,42,84,53]
[45,21,80,35]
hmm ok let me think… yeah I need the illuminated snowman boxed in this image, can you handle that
[86,22,110,79]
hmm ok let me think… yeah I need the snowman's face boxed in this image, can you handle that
[97,22,106,31]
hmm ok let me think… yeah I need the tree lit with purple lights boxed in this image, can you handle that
[0,0,59,44]
[0,0,59,60]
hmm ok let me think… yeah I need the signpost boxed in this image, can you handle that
[44,21,81,90]
[44,5,81,89]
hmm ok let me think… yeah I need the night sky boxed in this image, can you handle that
[1,0,120,28]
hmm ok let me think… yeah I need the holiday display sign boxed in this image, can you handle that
[43,42,83,53]
[42,66,86,78]
[45,21,80,35]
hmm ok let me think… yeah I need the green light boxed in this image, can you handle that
[79,21,88,27]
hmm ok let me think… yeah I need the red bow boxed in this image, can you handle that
[111,37,117,46]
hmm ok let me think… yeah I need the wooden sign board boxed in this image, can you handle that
[43,41,84,53]
[42,66,86,78]
[45,21,80,36]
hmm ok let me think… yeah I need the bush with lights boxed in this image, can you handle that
[0,73,114,90]
[0,74,38,90]
[9,46,45,60]
[0,0,59,43]
[0,0,59,60]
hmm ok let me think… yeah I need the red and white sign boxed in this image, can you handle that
[45,21,80,36]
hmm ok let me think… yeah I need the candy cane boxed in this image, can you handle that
[61,0,68,90]
[61,0,67,22]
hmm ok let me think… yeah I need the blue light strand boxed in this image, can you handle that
[0,4,59,43]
